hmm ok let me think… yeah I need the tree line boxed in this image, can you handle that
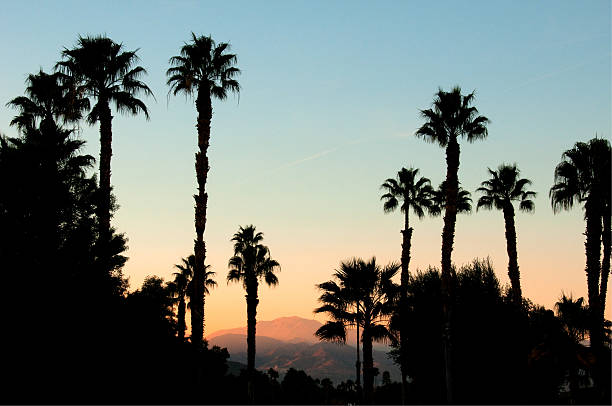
[0,32,610,404]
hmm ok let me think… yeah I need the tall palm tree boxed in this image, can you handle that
[227,225,279,402]
[171,255,216,342]
[598,144,611,326]
[167,33,240,348]
[415,86,489,402]
[550,138,611,350]
[315,257,398,404]
[380,167,433,402]
[476,164,536,306]
[56,35,152,258]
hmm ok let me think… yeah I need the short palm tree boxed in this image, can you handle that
[7,70,86,133]
[315,257,398,404]
[380,167,433,402]
[415,86,489,402]
[171,255,216,342]
[550,137,611,349]
[429,180,473,217]
[56,35,152,253]
[476,164,536,306]
[227,225,279,402]
[167,33,240,348]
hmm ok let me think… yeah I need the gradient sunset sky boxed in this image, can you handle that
[1,1,610,333]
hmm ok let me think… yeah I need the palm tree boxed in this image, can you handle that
[550,138,611,350]
[171,255,216,342]
[429,180,473,217]
[380,167,433,402]
[476,164,536,306]
[56,35,152,258]
[227,225,279,402]
[315,257,398,404]
[7,70,92,269]
[599,145,611,326]
[415,86,489,402]
[167,34,240,348]
[7,70,86,133]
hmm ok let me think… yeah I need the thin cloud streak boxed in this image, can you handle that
[499,53,610,95]
[232,136,384,186]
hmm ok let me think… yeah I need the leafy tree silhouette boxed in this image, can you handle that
[167,33,240,349]
[476,163,536,305]
[227,224,280,402]
[1,71,129,402]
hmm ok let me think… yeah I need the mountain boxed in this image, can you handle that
[207,317,399,384]
[207,316,322,343]
[207,316,390,350]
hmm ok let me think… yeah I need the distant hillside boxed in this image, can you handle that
[207,316,322,343]
[207,316,390,351]
[209,332,399,384]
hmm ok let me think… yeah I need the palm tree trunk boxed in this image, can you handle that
[441,138,459,404]
[97,100,113,256]
[246,290,259,403]
[192,89,212,348]
[585,199,602,350]
[362,326,374,404]
[400,210,412,405]
[503,204,522,306]
[600,211,610,323]
[177,297,186,341]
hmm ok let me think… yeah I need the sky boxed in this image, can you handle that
[0,1,610,334]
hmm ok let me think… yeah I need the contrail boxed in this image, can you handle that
[232,135,383,186]
[500,53,610,95]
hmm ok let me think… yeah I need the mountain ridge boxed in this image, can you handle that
[207,317,399,384]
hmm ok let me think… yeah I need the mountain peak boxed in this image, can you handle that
[207,316,322,343]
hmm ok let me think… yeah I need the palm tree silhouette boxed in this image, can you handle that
[429,180,473,217]
[167,33,240,348]
[380,167,433,402]
[7,70,86,133]
[227,225,279,402]
[415,86,489,402]
[550,137,611,350]
[170,255,216,342]
[476,164,536,306]
[315,257,398,404]
[56,35,152,262]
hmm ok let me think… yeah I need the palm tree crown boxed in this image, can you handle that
[476,164,536,213]
[430,180,473,216]
[57,35,153,124]
[227,225,280,289]
[415,86,489,146]
[380,167,434,218]
[8,70,86,133]
[550,138,610,214]
[167,33,240,100]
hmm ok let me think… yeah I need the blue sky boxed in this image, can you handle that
[0,1,610,332]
